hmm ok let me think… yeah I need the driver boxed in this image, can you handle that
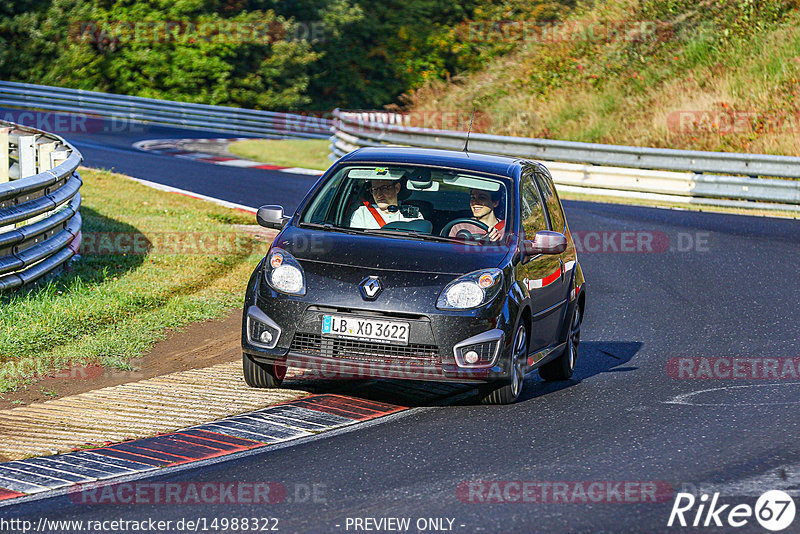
[350,179,423,229]
[448,188,505,241]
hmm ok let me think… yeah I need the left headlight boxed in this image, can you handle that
[264,247,306,295]
[437,268,503,310]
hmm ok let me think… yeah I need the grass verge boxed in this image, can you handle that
[227,139,331,170]
[0,167,269,393]
[407,0,800,157]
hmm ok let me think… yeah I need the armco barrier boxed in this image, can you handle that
[330,110,800,211]
[0,81,332,139]
[0,119,82,291]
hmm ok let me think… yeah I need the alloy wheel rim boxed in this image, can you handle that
[568,308,581,371]
[511,324,526,397]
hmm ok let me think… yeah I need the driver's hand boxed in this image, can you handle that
[486,227,501,241]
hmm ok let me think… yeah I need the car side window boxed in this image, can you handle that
[304,169,347,224]
[534,169,565,232]
[520,173,547,239]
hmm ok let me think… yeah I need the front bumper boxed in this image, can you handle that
[242,296,514,383]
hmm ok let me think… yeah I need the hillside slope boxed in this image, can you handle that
[407,0,800,156]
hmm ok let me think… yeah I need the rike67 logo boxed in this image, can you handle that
[668,490,796,531]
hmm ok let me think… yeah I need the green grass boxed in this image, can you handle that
[0,168,267,393]
[407,0,800,159]
[227,139,332,171]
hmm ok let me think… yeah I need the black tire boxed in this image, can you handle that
[539,304,581,381]
[478,323,527,405]
[243,353,286,388]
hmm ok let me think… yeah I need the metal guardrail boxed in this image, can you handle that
[0,81,332,139]
[330,110,800,211]
[0,120,82,291]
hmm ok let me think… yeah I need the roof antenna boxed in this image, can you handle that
[463,106,476,154]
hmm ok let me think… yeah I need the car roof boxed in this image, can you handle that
[336,147,525,179]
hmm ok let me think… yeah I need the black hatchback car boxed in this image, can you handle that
[242,147,585,404]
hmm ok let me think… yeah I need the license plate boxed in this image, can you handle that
[321,314,410,346]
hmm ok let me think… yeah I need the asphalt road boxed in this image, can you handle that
[2,114,800,533]
[0,108,320,213]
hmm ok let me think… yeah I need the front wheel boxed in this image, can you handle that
[478,323,527,405]
[243,353,286,388]
[539,304,581,381]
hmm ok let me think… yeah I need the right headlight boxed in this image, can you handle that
[436,268,503,310]
[264,247,306,295]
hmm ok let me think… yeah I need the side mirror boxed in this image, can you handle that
[256,205,290,230]
[523,230,567,258]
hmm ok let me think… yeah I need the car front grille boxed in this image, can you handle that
[290,332,440,365]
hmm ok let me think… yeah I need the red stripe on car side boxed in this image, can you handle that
[540,268,561,287]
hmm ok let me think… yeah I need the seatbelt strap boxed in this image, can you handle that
[364,201,386,227]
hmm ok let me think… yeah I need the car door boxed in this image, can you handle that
[535,166,574,342]
[516,164,567,353]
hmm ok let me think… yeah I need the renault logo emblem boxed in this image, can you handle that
[360,276,382,300]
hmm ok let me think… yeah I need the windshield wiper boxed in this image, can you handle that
[299,224,478,244]
[298,222,360,234]
[360,228,458,243]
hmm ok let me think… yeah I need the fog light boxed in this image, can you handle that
[259,331,274,344]
[247,307,282,350]
[454,334,502,369]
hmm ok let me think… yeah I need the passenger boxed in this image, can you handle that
[350,179,423,229]
[448,188,505,241]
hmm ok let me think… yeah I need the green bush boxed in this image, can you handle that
[0,0,576,110]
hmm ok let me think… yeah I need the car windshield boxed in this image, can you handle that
[300,164,512,245]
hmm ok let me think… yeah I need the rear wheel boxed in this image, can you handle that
[243,353,286,388]
[478,323,527,405]
[539,304,581,381]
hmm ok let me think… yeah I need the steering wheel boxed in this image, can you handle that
[439,218,490,239]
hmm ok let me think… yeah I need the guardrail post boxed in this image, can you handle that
[10,133,37,179]
[0,127,9,183]
[50,148,69,168]
[37,141,56,173]
[23,140,60,226]
[0,127,11,233]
